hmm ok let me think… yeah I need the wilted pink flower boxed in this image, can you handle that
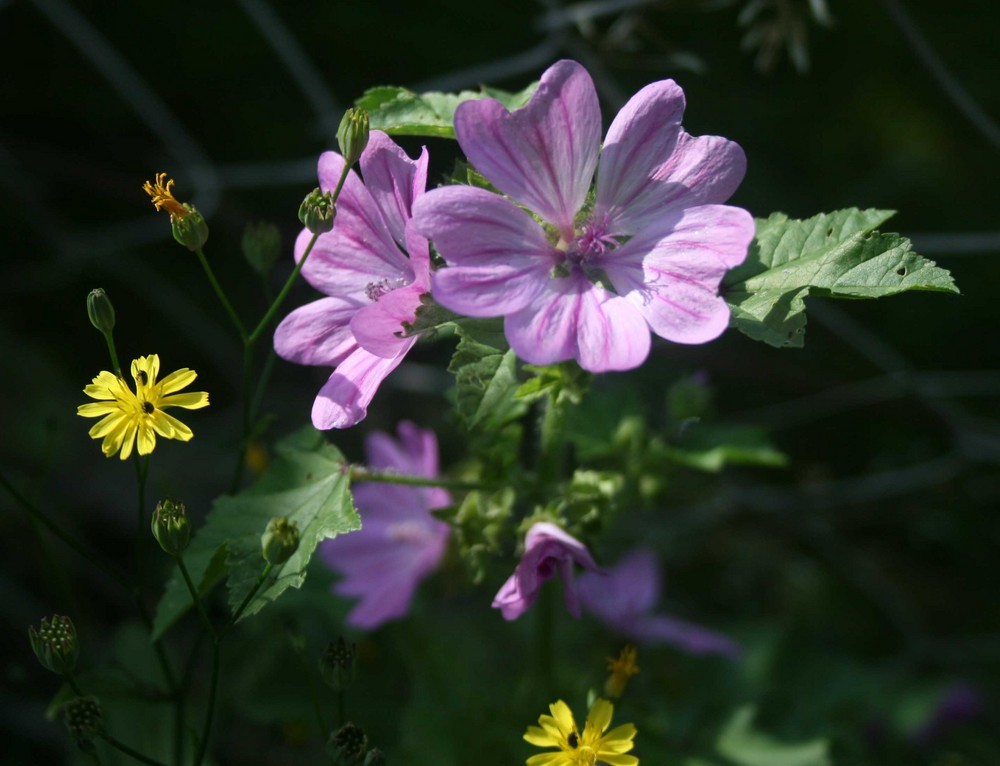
[274,131,430,429]
[413,59,754,372]
[319,422,450,629]
[493,522,603,620]
[578,548,740,658]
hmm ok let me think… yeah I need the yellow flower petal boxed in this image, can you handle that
[549,701,576,736]
[599,755,638,766]
[157,367,197,395]
[159,391,209,410]
[526,754,570,766]
[79,355,208,459]
[524,726,560,748]
[586,699,614,735]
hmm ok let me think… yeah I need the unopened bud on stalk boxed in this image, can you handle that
[151,498,191,556]
[29,615,79,675]
[86,289,115,335]
[242,221,282,276]
[143,172,209,251]
[327,722,369,764]
[337,107,371,168]
[319,636,357,692]
[261,517,300,566]
[62,695,105,746]
[298,188,336,234]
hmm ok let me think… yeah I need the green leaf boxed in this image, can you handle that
[400,293,460,338]
[725,208,959,348]
[447,320,527,430]
[152,428,359,638]
[356,82,537,139]
[717,707,832,766]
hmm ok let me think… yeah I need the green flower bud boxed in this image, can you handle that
[86,289,115,335]
[363,748,385,766]
[327,723,368,765]
[242,221,282,276]
[261,517,300,566]
[29,615,79,675]
[298,188,336,234]
[151,498,191,556]
[319,637,357,692]
[62,695,104,746]
[337,107,371,168]
[171,204,210,251]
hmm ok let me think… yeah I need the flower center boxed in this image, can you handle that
[551,214,624,292]
[364,277,407,302]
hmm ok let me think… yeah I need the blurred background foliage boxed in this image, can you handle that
[1,0,998,764]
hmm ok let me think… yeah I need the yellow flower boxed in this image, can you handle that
[143,172,190,220]
[77,355,209,460]
[524,698,638,766]
[605,646,640,699]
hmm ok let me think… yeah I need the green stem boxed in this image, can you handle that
[175,556,217,642]
[538,394,568,485]
[101,734,170,766]
[229,563,274,629]
[132,454,150,587]
[193,642,220,766]
[247,231,321,346]
[0,472,130,589]
[195,248,248,342]
[348,466,495,492]
[102,329,121,378]
[536,585,555,697]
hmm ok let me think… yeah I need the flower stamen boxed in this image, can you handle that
[143,172,190,220]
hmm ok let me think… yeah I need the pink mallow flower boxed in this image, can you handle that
[578,548,741,659]
[493,522,603,621]
[274,131,430,429]
[319,421,450,629]
[413,59,754,372]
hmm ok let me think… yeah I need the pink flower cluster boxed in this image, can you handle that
[276,59,752,429]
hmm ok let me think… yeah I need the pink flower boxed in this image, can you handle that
[319,422,450,629]
[413,59,754,372]
[274,131,430,429]
[492,522,603,620]
[578,548,740,659]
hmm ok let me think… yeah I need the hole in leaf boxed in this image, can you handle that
[826,227,834,237]
[896,267,906,276]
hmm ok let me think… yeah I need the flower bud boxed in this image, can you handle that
[337,107,371,168]
[298,188,336,234]
[171,205,210,251]
[86,289,115,335]
[29,615,79,675]
[327,723,368,764]
[363,748,385,766]
[261,517,300,566]
[62,695,104,746]
[242,221,282,276]
[319,637,357,692]
[151,498,191,556]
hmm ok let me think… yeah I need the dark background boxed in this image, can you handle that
[2,1,998,764]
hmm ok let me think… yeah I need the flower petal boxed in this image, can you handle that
[158,391,209,410]
[298,153,411,298]
[151,410,194,442]
[359,130,428,249]
[629,614,742,659]
[157,368,197,395]
[586,698,614,735]
[310,346,409,430]
[504,277,650,372]
[274,297,364,367]
[596,78,686,232]
[414,185,555,316]
[578,548,662,625]
[350,283,425,359]
[608,204,754,344]
[136,424,156,456]
[454,59,600,235]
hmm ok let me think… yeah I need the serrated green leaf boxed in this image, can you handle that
[152,428,359,638]
[717,706,831,766]
[400,293,460,337]
[448,322,526,430]
[355,82,537,139]
[725,208,958,348]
